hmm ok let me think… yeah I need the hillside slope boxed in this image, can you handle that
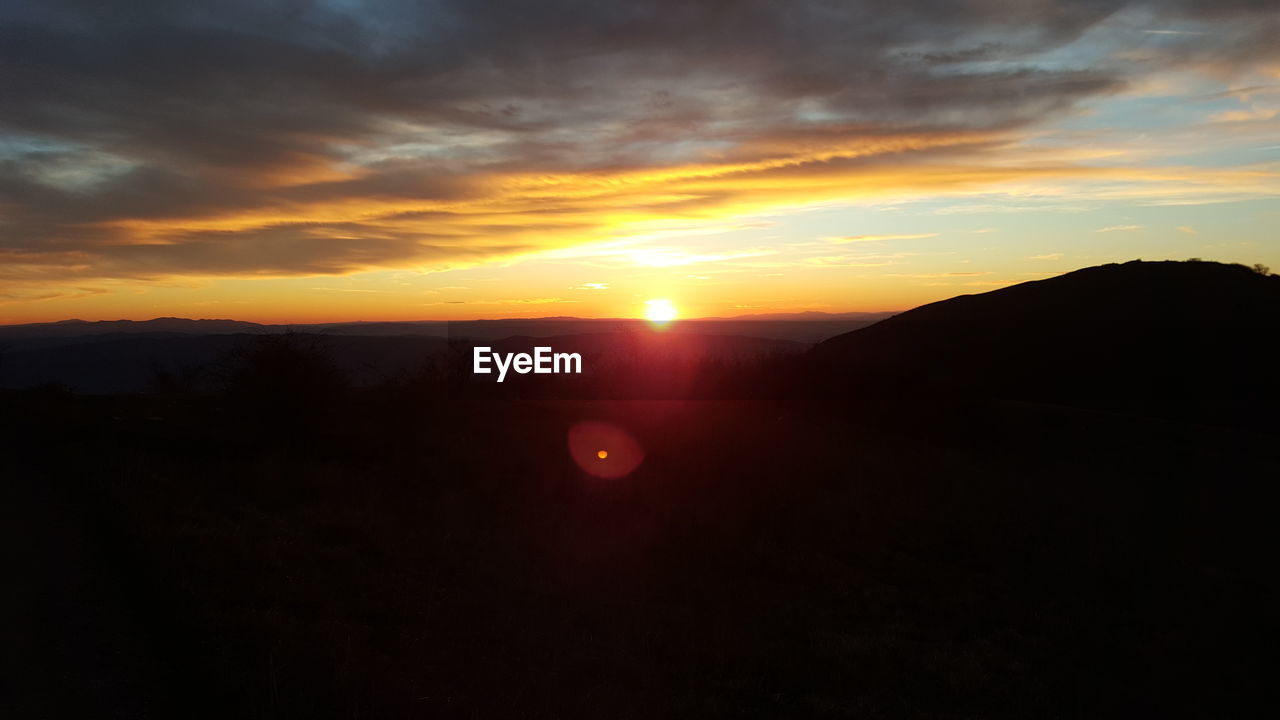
[809,260,1280,427]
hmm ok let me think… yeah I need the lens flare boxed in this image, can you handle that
[569,421,644,479]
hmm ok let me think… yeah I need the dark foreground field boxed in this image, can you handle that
[4,262,1278,718]
[5,386,1276,718]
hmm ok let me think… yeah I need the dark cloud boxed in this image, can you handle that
[0,0,1275,282]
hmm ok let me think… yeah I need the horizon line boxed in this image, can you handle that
[0,309,904,330]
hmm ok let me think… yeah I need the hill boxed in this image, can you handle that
[0,317,267,340]
[808,260,1280,427]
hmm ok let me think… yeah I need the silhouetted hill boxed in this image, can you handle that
[809,260,1280,427]
[0,317,266,339]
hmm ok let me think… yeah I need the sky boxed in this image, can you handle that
[1,0,1278,323]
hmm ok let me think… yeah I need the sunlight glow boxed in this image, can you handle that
[644,298,678,323]
[597,450,608,459]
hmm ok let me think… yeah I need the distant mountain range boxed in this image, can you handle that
[0,317,270,339]
[4,261,1276,424]
[0,311,892,337]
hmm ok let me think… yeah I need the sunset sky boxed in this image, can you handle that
[2,1,1278,324]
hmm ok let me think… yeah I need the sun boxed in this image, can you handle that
[644,298,678,323]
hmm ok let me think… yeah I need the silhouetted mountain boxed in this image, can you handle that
[809,260,1280,427]
[0,317,266,340]
[0,317,453,344]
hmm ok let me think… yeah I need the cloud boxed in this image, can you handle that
[2,0,1279,292]
[885,272,990,278]
[1210,108,1280,123]
[1029,253,1065,260]
[825,233,939,244]
[1178,225,1198,234]
[309,287,386,294]
[1096,224,1144,232]
[503,297,574,305]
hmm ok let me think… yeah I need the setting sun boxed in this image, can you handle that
[644,299,678,324]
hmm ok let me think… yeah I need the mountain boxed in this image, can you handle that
[0,317,266,340]
[808,260,1280,427]
[7,260,1276,410]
